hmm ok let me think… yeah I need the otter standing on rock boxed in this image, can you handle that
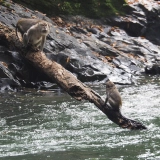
[104,80,122,111]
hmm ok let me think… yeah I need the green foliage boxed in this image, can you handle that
[0,0,10,7]
[12,0,129,18]
[0,0,5,4]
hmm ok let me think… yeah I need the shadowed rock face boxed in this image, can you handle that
[0,0,160,91]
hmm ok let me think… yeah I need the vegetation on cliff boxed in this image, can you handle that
[12,0,129,18]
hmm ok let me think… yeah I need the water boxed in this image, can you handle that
[0,76,160,160]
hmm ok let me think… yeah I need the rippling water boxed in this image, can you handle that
[0,76,160,160]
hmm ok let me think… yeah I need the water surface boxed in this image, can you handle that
[0,77,160,160]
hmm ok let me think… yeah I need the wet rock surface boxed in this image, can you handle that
[0,0,160,91]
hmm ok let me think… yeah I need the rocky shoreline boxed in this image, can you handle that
[0,0,160,91]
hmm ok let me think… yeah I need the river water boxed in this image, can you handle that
[0,76,160,160]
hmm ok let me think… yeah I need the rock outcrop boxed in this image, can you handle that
[0,0,160,90]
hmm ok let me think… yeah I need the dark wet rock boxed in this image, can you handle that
[83,38,120,57]
[70,26,88,34]
[98,32,109,39]
[0,0,160,90]
[87,28,99,35]
[145,64,160,75]
[0,46,54,91]
[106,15,145,37]
[0,78,20,92]
[105,0,160,45]
[46,49,108,82]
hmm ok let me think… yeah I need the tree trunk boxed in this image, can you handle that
[0,22,147,130]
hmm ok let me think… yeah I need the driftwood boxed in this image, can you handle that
[0,22,147,130]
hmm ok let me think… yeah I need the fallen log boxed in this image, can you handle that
[0,22,147,130]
